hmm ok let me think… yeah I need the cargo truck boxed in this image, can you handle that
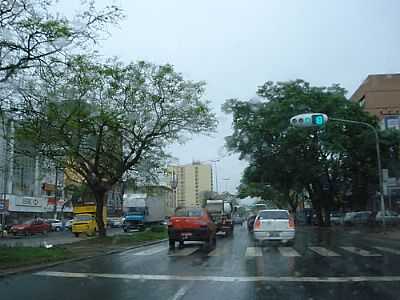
[72,203,107,237]
[205,199,234,236]
[122,193,165,232]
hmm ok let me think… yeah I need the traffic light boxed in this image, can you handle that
[290,113,328,127]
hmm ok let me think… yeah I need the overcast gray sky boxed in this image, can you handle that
[62,0,400,193]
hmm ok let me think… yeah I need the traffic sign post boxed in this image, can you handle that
[290,113,386,231]
[290,113,328,127]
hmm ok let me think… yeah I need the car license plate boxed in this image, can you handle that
[269,232,280,237]
[181,233,192,238]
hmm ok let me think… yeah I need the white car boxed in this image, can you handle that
[376,211,400,225]
[46,219,63,231]
[253,209,295,244]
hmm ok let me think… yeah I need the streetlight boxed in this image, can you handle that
[199,159,220,193]
[290,113,386,229]
[223,178,231,193]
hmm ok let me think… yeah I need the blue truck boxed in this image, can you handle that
[122,193,165,232]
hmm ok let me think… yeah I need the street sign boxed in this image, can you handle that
[290,113,328,127]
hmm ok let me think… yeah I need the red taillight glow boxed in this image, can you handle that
[254,219,261,229]
[289,217,295,228]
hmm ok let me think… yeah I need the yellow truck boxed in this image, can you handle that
[72,203,107,237]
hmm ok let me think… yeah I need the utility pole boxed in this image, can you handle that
[290,113,386,231]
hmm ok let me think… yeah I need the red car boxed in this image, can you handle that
[10,219,50,236]
[168,207,217,250]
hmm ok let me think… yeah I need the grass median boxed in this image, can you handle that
[0,226,167,272]
[0,247,73,270]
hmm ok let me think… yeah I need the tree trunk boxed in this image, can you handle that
[94,190,107,237]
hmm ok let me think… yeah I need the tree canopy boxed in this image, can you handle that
[16,56,218,235]
[223,80,400,225]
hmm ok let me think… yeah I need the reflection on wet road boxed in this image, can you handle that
[2,226,400,299]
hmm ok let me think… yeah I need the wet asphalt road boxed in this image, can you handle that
[1,225,400,300]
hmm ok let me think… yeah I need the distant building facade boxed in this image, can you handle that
[350,74,400,129]
[350,73,400,210]
[168,162,213,208]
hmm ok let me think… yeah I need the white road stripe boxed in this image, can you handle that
[35,271,400,283]
[168,247,199,257]
[374,246,400,255]
[278,247,301,257]
[208,247,225,257]
[133,246,168,256]
[245,247,262,257]
[170,285,191,300]
[341,246,382,257]
[309,246,340,257]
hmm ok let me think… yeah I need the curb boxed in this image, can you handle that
[0,238,168,278]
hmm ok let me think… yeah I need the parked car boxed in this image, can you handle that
[330,212,344,225]
[107,217,123,228]
[233,215,243,225]
[46,219,63,231]
[253,209,295,245]
[10,219,50,236]
[247,215,257,232]
[168,207,217,250]
[376,211,400,225]
[343,211,372,225]
[65,219,74,230]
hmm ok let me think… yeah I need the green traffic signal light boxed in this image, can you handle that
[312,114,325,126]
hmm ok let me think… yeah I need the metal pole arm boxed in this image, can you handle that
[330,117,386,229]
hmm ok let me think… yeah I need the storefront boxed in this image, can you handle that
[5,195,72,224]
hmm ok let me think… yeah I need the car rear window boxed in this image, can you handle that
[175,209,203,217]
[259,211,288,220]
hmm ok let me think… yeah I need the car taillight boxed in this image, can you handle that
[289,217,295,228]
[254,219,261,229]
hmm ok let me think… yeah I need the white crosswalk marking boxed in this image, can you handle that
[309,246,340,257]
[168,247,200,257]
[245,247,263,257]
[340,246,382,257]
[278,247,301,257]
[133,246,168,256]
[208,247,225,257]
[374,246,400,255]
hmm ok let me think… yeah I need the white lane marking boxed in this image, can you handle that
[168,247,199,257]
[374,246,400,255]
[35,271,400,283]
[309,246,340,257]
[245,247,262,257]
[170,285,191,300]
[208,247,225,257]
[341,246,382,257]
[133,246,168,256]
[278,247,301,257]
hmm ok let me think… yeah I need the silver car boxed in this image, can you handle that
[253,209,295,244]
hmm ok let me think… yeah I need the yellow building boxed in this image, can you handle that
[169,162,213,208]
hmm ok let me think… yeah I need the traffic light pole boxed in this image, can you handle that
[330,118,386,230]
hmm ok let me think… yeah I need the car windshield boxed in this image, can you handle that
[2,1,399,299]
[175,209,203,217]
[259,211,288,220]
[75,215,93,221]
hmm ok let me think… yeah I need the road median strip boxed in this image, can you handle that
[0,228,168,276]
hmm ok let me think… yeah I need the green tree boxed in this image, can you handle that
[224,80,400,225]
[16,56,217,236]
[0,0,122,83]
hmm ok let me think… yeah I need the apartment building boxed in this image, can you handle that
[169,162,213,208]
[350,73,400,129]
